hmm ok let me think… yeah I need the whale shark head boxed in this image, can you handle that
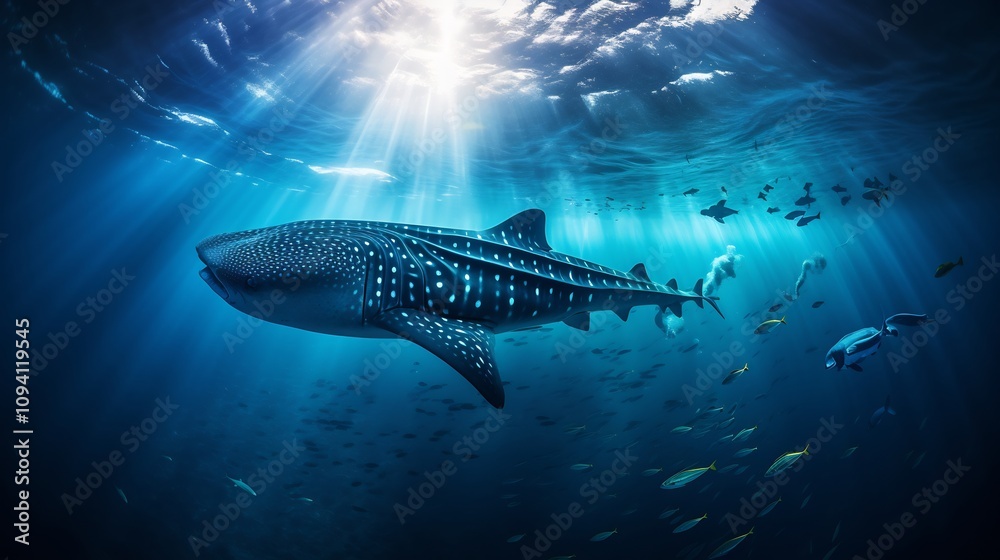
[196,223,368,334]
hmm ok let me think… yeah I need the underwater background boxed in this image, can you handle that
[3,0,1000,558]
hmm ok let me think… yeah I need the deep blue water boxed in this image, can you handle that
[3,0,1000,559]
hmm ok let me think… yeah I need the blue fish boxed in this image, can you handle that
[870,395,897,428]
[825,313,929,371]
[197,210,723,407]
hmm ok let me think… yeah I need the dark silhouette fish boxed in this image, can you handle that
[797,212,821,227]
[758,192,768,200]
[700,200,739,224]
[841,195,851,206]
[795,195,817,207]
[763,184,774,192]
[831,184,846,193]
[683,188,699,196]
[811,301,824,308]
[785,210,806,220]
[766,207,780,214]
[934,257,963,278]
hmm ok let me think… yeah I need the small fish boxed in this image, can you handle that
[717,464,739,474]
[719,417,736,429]
[661,462,716,489]
[795,195,817,207]
[754,316,786,334]
[831,184,846,193]
[297,497,314,503]
[757,192,767,201]
[564,425,587,434]
[869,395,896,428]
[912,451,926,469]
[658,507,680,519]
[733,447,757,458]
[784,210,806,220]
[642,468,663,477]
[812,301,824,308]
[841,195,851,205]
[766,207,780,214]
[162,455,173,462]
[803,182,813,191]
[758,498,781,517]
[823,544,840,560]
[832,521,841,542]
[708,527,754,558]
[686,154,691,164]
[801,494,812,509]
[570,463,594,471]
[754,139,758,151]
[934,257,963,278]
[769,303,783,312]
[590,528,617,542]
[732,426,757,442]
[507,534,525,543]
[672,514,707,533]
[115,486,127,504]
[765,445,809,477]
[783,292,794,302]
[721,186,728,195]
[226,476,257,497]
[683,188,699,196]
[671,426,693,434]
[841,446,858,458]
[722,363,749,385]
[797,212,821,227]
[763,184,774,192]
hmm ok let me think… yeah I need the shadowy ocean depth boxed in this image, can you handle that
[2,0,999,559]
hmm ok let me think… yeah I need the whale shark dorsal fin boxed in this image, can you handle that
[629,263,651,282]
[370,309,505,408]
[483,209,552,252]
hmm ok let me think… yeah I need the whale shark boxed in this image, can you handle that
[197,210,723,407]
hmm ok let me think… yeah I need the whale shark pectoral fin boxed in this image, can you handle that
[562,311,591,331]
[370,309,505,408]
[483,209,552,252]
[847,363,863,372]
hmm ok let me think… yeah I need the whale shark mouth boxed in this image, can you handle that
[199,267,229,300]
